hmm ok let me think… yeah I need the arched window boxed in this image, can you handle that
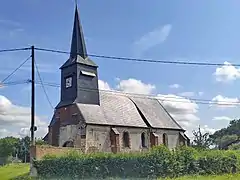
[141,132,146,147]
[163,133,168,146]
[63,140,74,147]
[123,131,130,147]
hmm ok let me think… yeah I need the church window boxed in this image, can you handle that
[163,133,168,146]
[123,131,130,148]
[141,132,147,147]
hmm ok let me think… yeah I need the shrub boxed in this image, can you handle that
[33,146,239,179]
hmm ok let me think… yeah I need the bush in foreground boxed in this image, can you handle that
[33,146,240,179]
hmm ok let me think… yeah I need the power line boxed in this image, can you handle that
[0,47,31,53]
[33,81,240,106]
[0,80,29,88]
[34,62,54,109]
[0,56,31,83]
[35,47,238,67]
[1,47,238,106]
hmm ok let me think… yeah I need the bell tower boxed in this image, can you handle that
[56,5,100,108]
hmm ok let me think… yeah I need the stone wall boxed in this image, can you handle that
[30,145,82,160]
[153,129,182,149]
[85,125,185,152]
[86,125,150,153]
[59,124,78,146]
[49,104,86,147]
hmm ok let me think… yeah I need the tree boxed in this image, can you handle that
[209,119,240,149]
[17,136,30,163]
[36,138,47,145]
[192,126,211,149]
[0,137,20,157]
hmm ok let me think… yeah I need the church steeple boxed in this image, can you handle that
[70,5,87,59]
[57,4,100,108]
[60,5,97,69]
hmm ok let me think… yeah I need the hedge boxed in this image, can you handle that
[33,146,240,179]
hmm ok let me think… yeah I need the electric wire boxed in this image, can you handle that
[0,47,31,53]
[0,56,31,83]
[35,47,240,67]
[34,62,54,109]
[33,81,240,106]
[0,80,29,87]
[1,47,239,107]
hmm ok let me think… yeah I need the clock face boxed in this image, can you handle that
[65,77,72,88]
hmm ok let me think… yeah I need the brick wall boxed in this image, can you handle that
[30,145,83,160]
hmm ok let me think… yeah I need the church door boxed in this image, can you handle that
[110,128,120,153]
[150,132,158,147]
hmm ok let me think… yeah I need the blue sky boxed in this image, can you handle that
[1,0,240,138]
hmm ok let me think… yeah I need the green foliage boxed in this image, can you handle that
[0,137,19,157]
[209,119,240,149]
[0,136,47,164]
[33,146,240,179]
[192,126,211,149]
[17,136,30,163]
[229,144,240,150]
[214,135,239,149]
[35,139,47,146]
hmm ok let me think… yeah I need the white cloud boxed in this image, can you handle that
[201,125,216,135]
[98,80,111,90]
[0,129,17,138]
[133,24,172,56]
[157,94,199,132]
[214,61,240,82]
[178,91,195,97]
[169,84,181,89]
[212,116,232,121]
[116,78,156,95]
[0,95,48,138]
[210,95,239,108]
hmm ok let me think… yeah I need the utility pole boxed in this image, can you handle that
[29,45,37,177]
[31,45,35,146]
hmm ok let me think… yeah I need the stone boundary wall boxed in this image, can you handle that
[30,145,83,160]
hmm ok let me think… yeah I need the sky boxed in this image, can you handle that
[1,0,240,139]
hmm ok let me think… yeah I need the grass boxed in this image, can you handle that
[0,163,240,180]
[164,174,240,180]
[0,163,30,180]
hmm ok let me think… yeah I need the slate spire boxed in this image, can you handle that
[70,5,87,59]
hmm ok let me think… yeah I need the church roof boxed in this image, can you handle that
[60,6,97,69]
[76,92,148,128]
[74,91,184,130]
[129,96,183,129]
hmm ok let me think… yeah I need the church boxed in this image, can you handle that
[44,5,189,153]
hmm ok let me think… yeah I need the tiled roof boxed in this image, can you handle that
[128,96,183,129]
[74,91,184,130]
[76,92,148,128]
